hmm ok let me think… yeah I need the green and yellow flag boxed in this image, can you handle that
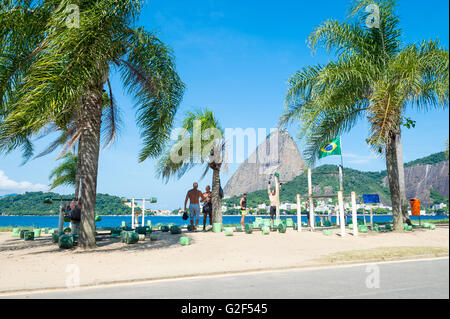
[319,137,342,159]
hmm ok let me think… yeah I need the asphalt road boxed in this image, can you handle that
[2,258,448,299]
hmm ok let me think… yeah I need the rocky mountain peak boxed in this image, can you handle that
[224,130,305,197]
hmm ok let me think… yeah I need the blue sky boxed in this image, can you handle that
[0,0,448,210]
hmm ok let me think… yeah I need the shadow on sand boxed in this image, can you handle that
[1,230,196,256]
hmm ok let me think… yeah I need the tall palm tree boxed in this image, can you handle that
[280,0,448,231]
[157,109,226,225]
[48,152,77,190]
[0,0,184,248]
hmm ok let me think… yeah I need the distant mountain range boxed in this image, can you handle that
[223,152,449,208]
[0,194,18,199]
[0,152,447,215]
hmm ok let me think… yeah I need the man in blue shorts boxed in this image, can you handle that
[184,182,203,231]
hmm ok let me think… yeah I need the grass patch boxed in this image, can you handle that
[412,218,448,225]
[317,246,449,263]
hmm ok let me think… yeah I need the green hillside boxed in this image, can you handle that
[404,152,447,167]
[224,152,449,208]
[223,165,391,207]
[0,192,132,216]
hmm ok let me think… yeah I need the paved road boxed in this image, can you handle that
[2,258,448,299]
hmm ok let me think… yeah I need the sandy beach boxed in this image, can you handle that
[0,226,448,293]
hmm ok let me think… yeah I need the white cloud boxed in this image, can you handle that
[0,170,48,193]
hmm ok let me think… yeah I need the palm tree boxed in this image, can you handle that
[280,0,448,231]
[48,153,77,190]
[157,109,226,225]
[0,0,184,248]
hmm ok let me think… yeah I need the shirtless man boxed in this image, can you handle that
[268,181,279,225]
[184,182,203,231]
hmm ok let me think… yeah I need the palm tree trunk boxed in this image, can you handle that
[211,165,222,225]
[74,136,83,199]
[385,129,409,232]
[78,89,103,249]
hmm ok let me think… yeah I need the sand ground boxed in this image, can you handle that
[0,226,448,293]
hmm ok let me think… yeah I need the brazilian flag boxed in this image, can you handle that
[319,137,342,159]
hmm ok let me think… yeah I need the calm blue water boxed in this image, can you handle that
[0,214,446,228]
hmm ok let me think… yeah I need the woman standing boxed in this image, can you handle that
[239,193,248,229]
[202,185,213,231]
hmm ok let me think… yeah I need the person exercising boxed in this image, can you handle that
[240,193,248,228]
[184,182,203,231]
[268,181,279,225]
[201,185,213,231]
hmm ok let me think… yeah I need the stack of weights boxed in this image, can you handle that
[224,227,234,236]
[24,231,34,241]
[19,229,29,239]
[286,218,294,227]
[110,228,122,238]
[358,225,369,233]
[58,234,73,249]
[135,226,147,235]
[278,223,287,233]
[12,228,20,237]
[52,232,62,243]
[180,237,190,245]
[33,229,41,238]
[261,225,270,235]
[120,231,129,243]
[125,231,139,244]
[244,224,253,234]
[170,225,182,234]
[422,223,436,230]
[72,234,79,245]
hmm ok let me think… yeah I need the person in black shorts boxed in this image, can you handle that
[268,181,279,225]
[202,185,213,231]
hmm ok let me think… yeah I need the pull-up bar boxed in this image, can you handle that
[121,197,157,228]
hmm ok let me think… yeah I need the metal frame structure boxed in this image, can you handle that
[121,197,157,228]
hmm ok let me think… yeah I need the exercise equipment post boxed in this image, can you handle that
[274,172,281,220]
[296,194,302,232]
[337,191,346,237]
[351,192,358,237]
[308,168,315,231]
[43,197,73,233]
[122,197,157,229]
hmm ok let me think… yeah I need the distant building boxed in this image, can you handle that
[432,203,447,210]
